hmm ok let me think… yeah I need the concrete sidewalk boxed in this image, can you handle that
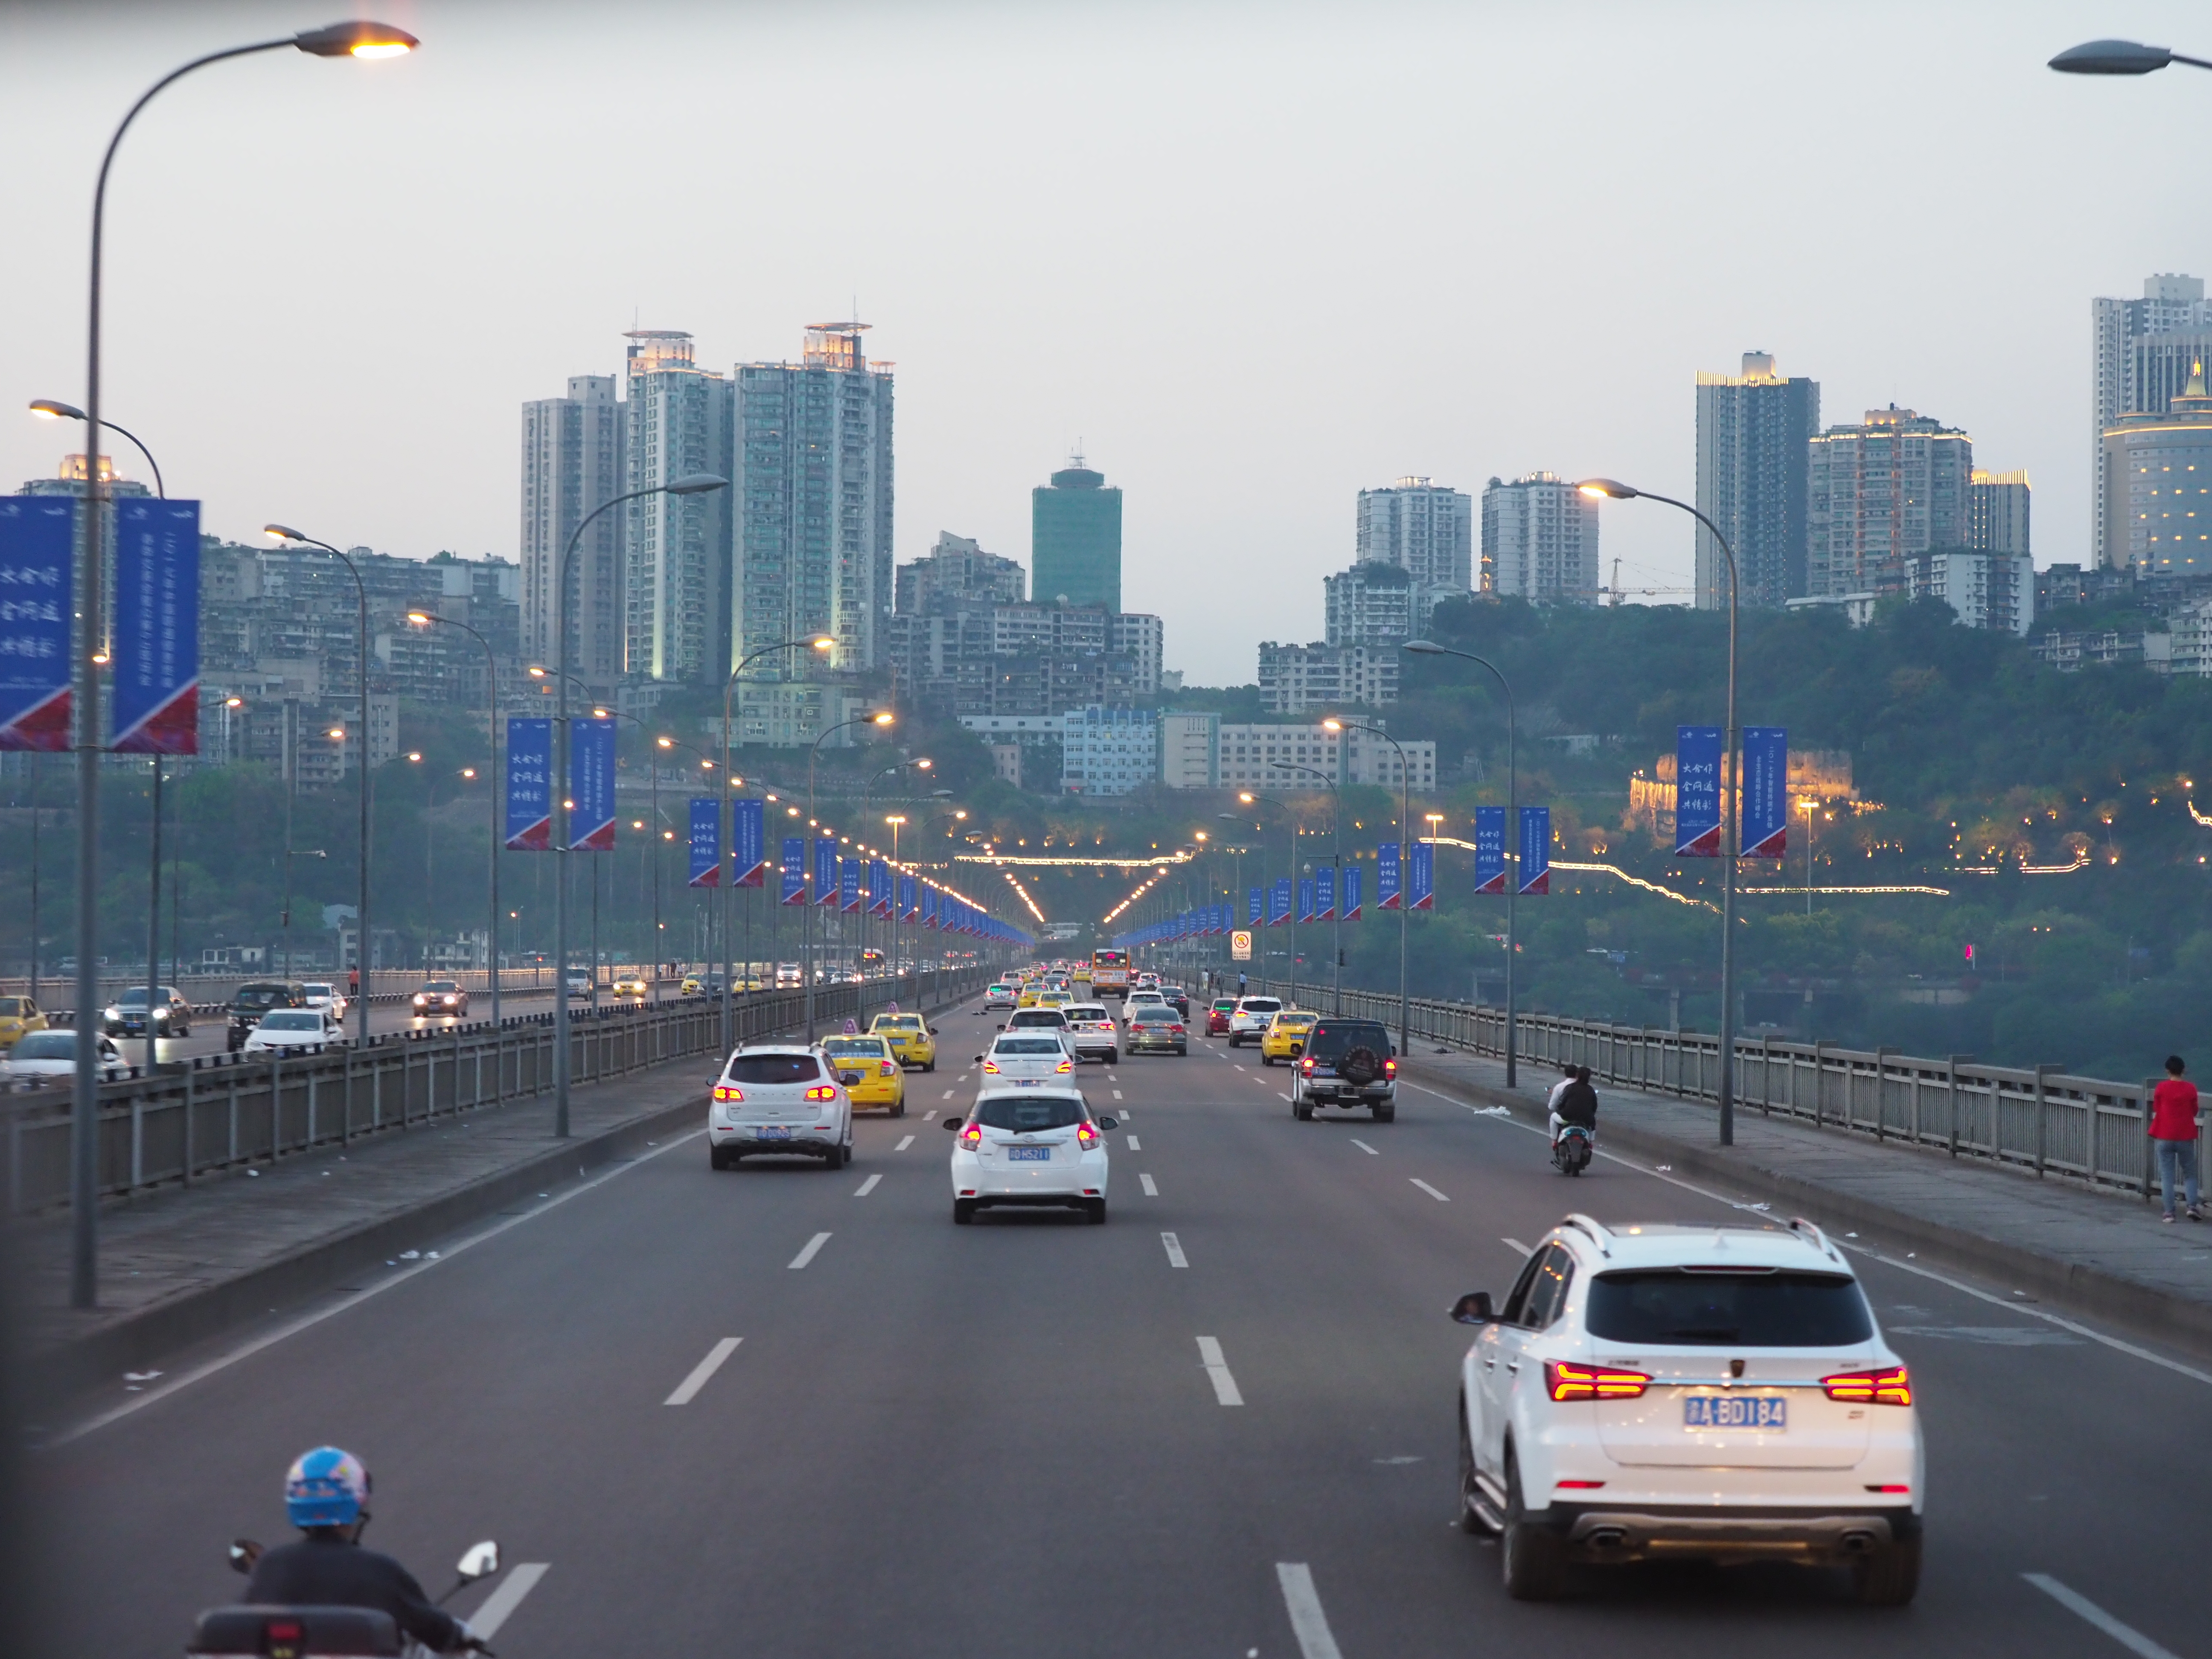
[1401,1045,2212,1358]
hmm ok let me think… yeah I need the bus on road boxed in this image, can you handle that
[1090,948,1130,996]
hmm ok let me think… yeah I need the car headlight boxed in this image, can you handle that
[103,1006,121,1022]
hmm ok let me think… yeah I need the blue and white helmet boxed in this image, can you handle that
[285,1447,370,1528]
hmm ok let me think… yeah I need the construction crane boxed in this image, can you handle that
[1600,557,1696,605]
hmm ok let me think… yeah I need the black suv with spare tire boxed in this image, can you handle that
[1290,1017,1398,1121]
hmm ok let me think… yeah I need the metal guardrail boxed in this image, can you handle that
[3,968,990,1218]
[1253,978,2166,1204]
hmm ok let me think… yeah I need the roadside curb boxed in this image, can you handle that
[1402,1057,2212,1366]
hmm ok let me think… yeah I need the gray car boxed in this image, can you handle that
[1124,1005,1187,1056]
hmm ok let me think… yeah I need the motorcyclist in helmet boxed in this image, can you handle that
[243,1447,486,1653]
[1549,1065,1598,1147]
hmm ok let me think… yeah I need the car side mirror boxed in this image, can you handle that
[1097,1115,1118,1130]
[1450,1291,1495,1326]
[456,1540,500,1580]
[972,1054,984,1063]
[943,1116,963,1131]
[228,1538,262,1575]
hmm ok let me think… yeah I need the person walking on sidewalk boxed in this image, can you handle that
[2150,1054,2202,1223]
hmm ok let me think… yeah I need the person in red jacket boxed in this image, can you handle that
[2150,1054,2201,1223]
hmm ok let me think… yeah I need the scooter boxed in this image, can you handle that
[188,1538,501,1657]
[1551,1120,1594,1176]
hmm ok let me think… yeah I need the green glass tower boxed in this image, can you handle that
[1031,458,1122,611]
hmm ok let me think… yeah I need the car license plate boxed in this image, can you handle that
[1007,1146,1051,1162]
[1684,1395,1786,1429]
[757,1126,792,1140]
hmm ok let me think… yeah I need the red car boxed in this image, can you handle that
[1205,998,1237,1037]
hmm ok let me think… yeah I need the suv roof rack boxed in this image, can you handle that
[1560,1213,1613,1258]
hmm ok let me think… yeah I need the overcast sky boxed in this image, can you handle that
[2,0,2206,684]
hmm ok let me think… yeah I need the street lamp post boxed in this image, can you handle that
[655,734,717,998]
[2048,38,2212,74]
[282,848,326,981]
[551,474,727,1138]
[1327,717,1413,1056]
[1402,640,1520,1087]
[914,807,967,1002]
[803,711,895,1040]
[1574,478,1741,1142]
[1234,793,1295,1002]
[1270,762,1342,1015]
[407,610,502,1026]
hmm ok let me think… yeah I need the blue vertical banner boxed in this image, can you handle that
[1271,877,1292,926]
[1298,877,1316,924]
[731,798,765,888]
[568,718,616,851]
[111,499,200,754]
[1377,842,1401,910]
[1248,886,1264,927]
[1676,725,1723,858]
[1473,806,1508,894]
[899,873,918,921]
[1411,839,1434,910]
[780,836,807,904]
[1343,864,1362,922]
[1519,806,1551,896]
[839,856,862,912]
[923,887,939,929]
[1315,864,1336,921]
[688,798,722,887]
[0,497,74,751]
[504,718,552,850]
[870,859,892,917]
[1739,726,1789,860]
[815,837,838,905]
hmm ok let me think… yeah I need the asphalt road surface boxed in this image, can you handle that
[39,993,2212,1658]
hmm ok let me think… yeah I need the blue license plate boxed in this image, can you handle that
[1684,1395,1786,1429]
[1007,1146,1051,1161]
[757,1126,792,1140]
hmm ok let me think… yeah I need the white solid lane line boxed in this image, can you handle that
[1127,1135,1141,1151]
[470,1563,550,1642]
[1349,1139,1379,1155]
[788,1232,832,1270]
[1140,1173,1158,1197]
[1275,1563,1344,1659]
[664,1338,742,1406]
[853,1173,882,1196]
[1502,1237,1532,1256]
[2024,1573,2181,1659]
[894,1134,914,1152]
[1197,1336,1245,1407]
[1161,1231,1190,1269]
[1411,1178,1450,1202]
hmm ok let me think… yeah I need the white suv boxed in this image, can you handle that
[1225,995,1281,1047]
[1452,1215,1922,1605]
[707,1045,855,1170]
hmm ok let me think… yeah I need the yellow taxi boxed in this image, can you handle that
[0,995,48,1051]
[1037,989,1074,1013]
[1260,1009,1320,1066]
[820,1033,906,1114]
[869,1011,938,1072]
[1017,982,1042,1008]
[612,973,650,999]
[680,975,703,996]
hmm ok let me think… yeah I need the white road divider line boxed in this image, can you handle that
[1278,1091,1292,1102]
[470,1562,550,1642]
[923,1109,937,1121]
[1126,1135,1141,1151]
[894,1135,914,1152]
[788,1232,832,1270]
[1140,1173,1158,1196]
[853,1173,882,1196]
[1502,1237,1532,1256]
[941,1088,955,1099]
[1275,1563,1343,1659]
[1349,1139,1379,1156]
[2024,1573,2181,1659]
[1197,1336,1244,1406]
[1112,1089,1124,1100]
[1161,1231,1189,1269]
[664,1338,742,1406]
[1233,1064,1247,1072]
[1411,1178,1450,1202]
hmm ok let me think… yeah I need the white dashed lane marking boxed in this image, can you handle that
[1411,1179,1450,1202]
[1275,1563,1342,1659]
[1140,1173,1158,1197]
[1112,1089,1124,1100]
[1350,1139,1379,1155]
[1502,1237,1532,1256]
[894,1135,914,1151]
[1197,1336,1244,1406]
[1126,1135,1141,1151]
[788,1232,832,1270]
[470,1563,550,1642]
[2025,1573,2182,1659]
[1161,1231,1189,1269]
[853,1174,881,1196]
[664,1338,741,1406]
[923,1109,937,1122]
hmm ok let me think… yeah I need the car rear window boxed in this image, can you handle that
[1131,1008,1179,1023]
[1239,998,1281,1014]
[260,1011,323,1031]
[1308,1021,1392,1058]
[822,1038,889,1057]
[1585,1269,1874,1347]
[234,986,289,1008]
[724,1053,824,1086]
[995,1036,1065,1055]
[877,1015,923,1029]
[1007,1010,1067,1028]
[975,1096,1086,1132]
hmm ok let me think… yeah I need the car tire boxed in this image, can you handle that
[1854,1537,1921,1606]
[709,1144,733,1171]
[1086,1198,1107,1225]
[923,1059,935,1073]
[824,1144,846,1170]
[953,1199,976,1225]
[1106,1049,1118,1065]
[1261,1053,1274,1066]
[891,1100,905,1118]
[1373,1103,1396,1123]
[1293,1097,1313,1121]
[1499,1450,1568,1601]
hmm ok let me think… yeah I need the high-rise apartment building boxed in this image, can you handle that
[520,375,625,685]
[1481,472,1600,603]
[1968,469,2031,559]
[2093,274,2212,567]
[894,531,1023,614]
[1806,406,1971,597]
[623,331,733,684]
[733,323,895,678]
[1906,550,2034,636]
[1256,642,1397,712]
[1032,458,1122,611]
[1323,561,1415,647]
[2103,359,2212,574]
[1355,477,1473,602]
[1694,352,1820,608]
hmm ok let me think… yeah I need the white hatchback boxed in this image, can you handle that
[707,1045,855,1170]
[1452,1215,1922,1604]
[945,1085,1116,1223]
[1061,1004,1120,1064]
[243,1008,345,1053]
[984,982,1017,1010]
[1226,995,1282,1046]
[976,1032,1077,1087]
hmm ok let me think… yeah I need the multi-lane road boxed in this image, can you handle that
[43,992,2211,1657]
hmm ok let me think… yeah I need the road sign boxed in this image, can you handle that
[1231,929,1253,961]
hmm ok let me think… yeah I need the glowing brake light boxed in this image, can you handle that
[1384,1057,1397,1077]
[1545,1360,1651,1401]
[713,1084,743,1102]
[1301,1056,1316,1072]
[1076,1123,1099,1149]
[1168,1023,1185,1034]
[1821,1365,1912,1406]
[960,1123,983,1148]
[982,1058,1001,1074]
[804,1084,836,1101]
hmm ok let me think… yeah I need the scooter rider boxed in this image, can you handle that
[244,1448,487,1653]
[1549,1065,1598,1147]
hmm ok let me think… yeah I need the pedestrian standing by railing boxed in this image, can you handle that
[2151,1055,2202,1223]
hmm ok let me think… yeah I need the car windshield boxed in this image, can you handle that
[233,986,289,1008]
[12,1032,76,1059]
[1308,1022,1392,1059]
[822,1038,891,1057]
[723,1053,824,1086]
[994,1037,1065,1056]
[421,982,460,992]
[1239,998,1281,1014]
[114,988,174,1007]
[259,1011,324,1031]
[974,1096,1086,1132]
[0,998,21,1016]
[1585,1269,1874,1346]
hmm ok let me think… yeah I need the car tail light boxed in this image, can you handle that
[961,1123,982,1148]
[1554,1479,1607,1490]
[1077,1123,1099,1149]
[804,1084,836,1101]
[1545,1360,1651,1401]
[1822,1365,1912,1406]
[1168,1024,1185,1035]
[712,1085,743,1102]
[879,1060,896,1077]
[1384,1058,1397,1077]
[1301,1056,1316,1073]
[1056,1059,1073,1073]
[982,1059,1001,1074]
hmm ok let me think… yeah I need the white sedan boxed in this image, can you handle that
[3,1029,127,1086]
[945,1085,1116,1224]
[243,1008,346,1053]
[975,1032,1077,1087]
[301,981,349,1022]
